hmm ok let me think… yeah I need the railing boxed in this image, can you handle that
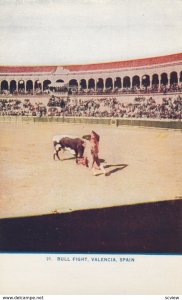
[0,116,181,129]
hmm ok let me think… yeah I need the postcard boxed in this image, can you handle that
[0,0,182,296]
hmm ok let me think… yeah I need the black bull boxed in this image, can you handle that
[53,137,85,161]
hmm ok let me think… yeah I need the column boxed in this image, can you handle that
[111,78,114,91]
[167,74,170,88]
[158,74,161,91]
[140,76,143,88]
[113,78,116,89]
[32,81,35,94]
[24,81,27,93]
[7,81,10,92]
[120,78,123,89]
[149,76,152,89]
[176,72,179,84]
[78,80,81,91]
[94,79,96,91]
[103,79,106,91]
[129,77,131,89]
[40,81,43,93]
[96,78,98,91]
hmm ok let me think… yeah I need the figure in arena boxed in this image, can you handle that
[78,130,106,176]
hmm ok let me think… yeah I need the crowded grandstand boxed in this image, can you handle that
[0,94,181,120]
[0,53,182,120]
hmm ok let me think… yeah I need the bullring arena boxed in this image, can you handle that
[0,120,182,220]
[0,53,182,252]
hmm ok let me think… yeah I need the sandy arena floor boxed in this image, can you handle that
[0,122,182,219]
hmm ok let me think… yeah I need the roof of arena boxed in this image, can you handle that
[0,53,182,74]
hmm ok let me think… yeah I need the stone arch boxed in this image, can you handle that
[43,80,51,91]
[80,79,87,89]
[123,76,131,88]
[10,80,17,93]
[69,79,78,88]
[170,71,178,85]
[56,79,64,83]
[88,78,95,89]
[18,80,25,92]
[105,77,113,89]
[132,75,140,88]
[152,74,159,85]
[141,74,150,87]
[114,77,122,89]
[26,80,33,93]
[34,80,42,90]
[161,73,168,86]
[96,78,104,89]
[1,80,8,91]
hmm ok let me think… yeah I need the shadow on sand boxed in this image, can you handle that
[104,164,128,176]
[0,199,181,253]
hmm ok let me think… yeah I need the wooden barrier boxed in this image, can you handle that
[0,116,181,129]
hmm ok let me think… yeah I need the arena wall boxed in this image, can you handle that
[0,116,181,129]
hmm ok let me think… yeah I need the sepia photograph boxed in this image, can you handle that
[0,0,182,296]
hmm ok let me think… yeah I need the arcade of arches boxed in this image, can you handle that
[1,71,182,93]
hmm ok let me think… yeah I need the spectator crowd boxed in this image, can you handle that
[70,83,182,96]
[0,94,181,120]
[0,99,47,117]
